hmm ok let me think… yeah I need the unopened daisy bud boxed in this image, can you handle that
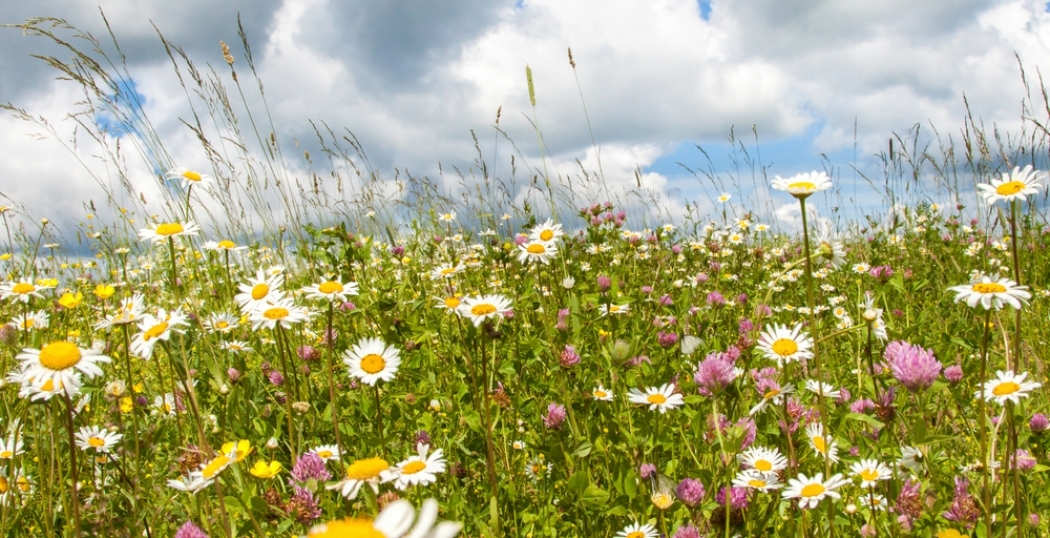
[561,276,575,289]
[266,437,279,450]
[219,383,230,395]
[428,399,441,412]
[845,503,857,515]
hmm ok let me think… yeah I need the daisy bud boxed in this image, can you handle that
[265,437,279,450]
[845,503,857,515]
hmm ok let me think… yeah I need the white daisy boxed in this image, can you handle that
[804,379,841,400]
[850,459,892,487]
[95,293,146,330]
[859,493,888,511]
[166,167,214,190]
[234,269,285,312]
[0,280,52,303]
[221,340,252,353]
[311,444,341,462]
[74,426,123,453]
[326,457,398,500]
[137,220,201,244]
[203,312,239,334]
[16,342,111,399]
[517,240,558,265]
[749,383,795,415]
[591,385,614,401]
[306,498,461,538]
[733,469,783,492]
[977,370,1042,406]
[302,279,359,303]
[249,298,312,331]
[976,165,1045,205]
[805,422,839,463]
[627,384,685,413]
[344,337,401,386]
[131,308,189,359]
[771,171,832,199]
[456,294,513,327]
[599,303,631,316]
[782,472,848,509]
[615,522,659,538]
[948,275,1030,310]
[529,219,564,243]
[0,437,24,460]
[756,323,814,365]
[393,444,446,490]
[202,239,246,253]
[738,446,788,475]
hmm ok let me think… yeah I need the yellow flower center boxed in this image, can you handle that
[251,283,269,300]
[800,483,825,497]
[263,308,289,320]
[360,354,386,374]
[0,477,7,493]
[539,230,554,241]
[788,181,815,191]
[764,389,781,400]
[21,319,34,329]
[937,530,963,538]
[526,243,546,254]
[871,497,882,505]
[860,469,879,481]
[652,492,673,509]
[593,390,607,399]
[771,338,798,356]
[308,518,384,538]
[748,479,767,488]
[0,451,11,459]
[440,267,456,275]
[156,223,184,236]
[344,457,389,481]
[471,303,497,316]
[972,282,1006,294]
[992,381,1020,396]
[143,322,169,341]
[182,170,203,182]
[755,459,773,472]
[88,437,106,448]
[40,379,57,392]
[318,281,343,294]
[215,321,229,329]
[217,240,236,249]
[12,283,34,294]
[317,450,333,459]
[812,436,827,453]
[443,297,461,308]
[647,393,667,405]
[402,460,427,475]
[996,180,1025,195]
[627,533,645,538]
[202,454,231,479]
[38,342,82,370]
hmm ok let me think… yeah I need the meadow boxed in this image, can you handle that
[2,16,1050,538]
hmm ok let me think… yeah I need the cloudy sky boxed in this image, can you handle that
[2,0,1050,240]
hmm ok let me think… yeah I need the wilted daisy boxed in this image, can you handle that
[805,422,839,463]
[166,167,214,190]
[326,456,397,499]
[307,498,461,538]
[131,308,189,359]
[614,522,659,538]
[234,269,286,312]
[16,342,111,398]
[948,275,1030,310]
[457,294,513,327]
[756,323,814,365]
[529,219,564,243]
[771,171,832,199]
[344,337,401,386]
[591,385,614,401]
[249,298,312,330]
[138,220,201,244]
[976,165,1045,205]
[733,469,783,492]
[782,472,848,509]
[738,446,788,475]
[977,370,1041,406]
[74,426,122,453]
[627,384,685,413]
[851,459,892,487]
[302,278,359,303]
[517,240,558,265]
[393,444,446,490]
[0,280,52,303]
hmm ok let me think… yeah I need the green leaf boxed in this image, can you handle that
[844,412,885,430]
[911,416,928,444]
[572,441,592,459]
[581,484,610,509]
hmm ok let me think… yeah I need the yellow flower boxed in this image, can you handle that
[94,284,116,299]
[222,440,253,462]
[0,253,11,261]
[120,397,134,414]
[937,530,964,538]
[58,292,84,309]
[249,460,282,479]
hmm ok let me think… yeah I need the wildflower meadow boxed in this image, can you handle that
[3,16,1050,538]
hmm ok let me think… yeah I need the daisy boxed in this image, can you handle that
[948,275,1030,310]
[307,498,461,538]
[74,426,123,453]
[0,437,23,459]
[10,310,48,331]
[976,165,1045,205]
[167,472,212,494]
[738,446,788,474]
[138,220,201,244]
[977,370,1042,406]
[202,239,246,253]
[302,278,359,303]
[771,171,832,199]
[434,295,462,313]
[859,493,888,511]
[166,167,214,190]
[529,219,564,243]
[898,446,926,473]
[749,382,795,415]
[16,342,110,399]
[326,456,397,500]
[95,293,146,330]
[851,459,892,487]
[805,422,839,463]
[311,445,341,462]
[234,269,285,312]
[756,323,814,365]
[591,385,614,401]
[599,303,631,316]
[221,340,252,353]
[524,458,551,481]
[0,280,52,303]
[517,241,558,265]
[627,384,685,413]
[615,522,659,538]
[344,337,401,385]
[203,312,239,333]
[438,211,457,223]
[804,379,841,400]
[249,298,312,331]
[131,308,189,359]
[393,444,447,490]
[153,394,177,417]
[456,294,513,327]
[782,472,848,509]
[429,263,465,281]
[733,469,783,492]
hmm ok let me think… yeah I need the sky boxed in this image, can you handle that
[2,0,1050,242]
